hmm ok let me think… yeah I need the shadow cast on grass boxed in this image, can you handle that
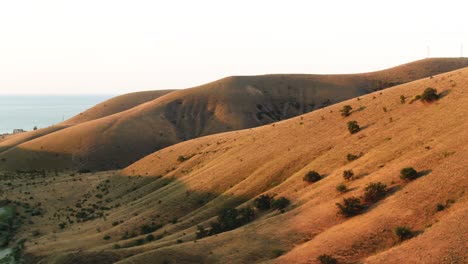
[438,89,451,99]
[417,170,432,178]
[3,164,292,264]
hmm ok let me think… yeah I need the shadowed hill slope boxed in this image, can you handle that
[4,67,467,264]
[1,58,468,172]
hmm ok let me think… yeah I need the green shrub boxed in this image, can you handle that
[140,223,162,235]
[340,105,352,117]
[336,197,364,217]
[436,204,445,211]
[336,184,347,193]
[254,195,273,210]
[421,87,438,102]
[177,155,188,162]
[342,170,354,180]
[346,153,360,161]
[237,207,255,224]
[103,235,111,240]
[347,121,361,134]
[363,182,387,203]
[400,167,418,180]
[394,226,413,241]
[317,254,338,264]
[208,206,256,236]
[303,171,322,183]
[271,197,290,210]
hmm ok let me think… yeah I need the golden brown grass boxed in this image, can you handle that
[1,58,467,172]
[1,66,466,264]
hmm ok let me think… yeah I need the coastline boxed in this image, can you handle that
[0,94,114,135]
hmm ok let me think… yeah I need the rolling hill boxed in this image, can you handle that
[1,58,468,171]
[0,90,174,153]
[2,66,467,264]
[61,90,176,126]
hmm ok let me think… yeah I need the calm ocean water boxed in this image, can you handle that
[0,95,115,134]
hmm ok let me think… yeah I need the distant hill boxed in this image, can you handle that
[62,90,176,125]
[7,66,466,264]
[1,58,468,171]
[0,90,174,153]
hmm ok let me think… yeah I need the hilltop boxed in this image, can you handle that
[62,90,176,126]
[1,66,466,264]
[1,58,468,171]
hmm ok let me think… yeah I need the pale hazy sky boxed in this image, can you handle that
[0,0,467,94]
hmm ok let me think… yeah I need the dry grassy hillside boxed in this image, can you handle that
[0,90,174,154]
[61,90,176,125]
[2,67,467,264]
[1,58,468,171]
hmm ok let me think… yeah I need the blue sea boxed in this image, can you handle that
[0,95,115,134]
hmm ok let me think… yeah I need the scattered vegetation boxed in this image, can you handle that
[146,234,155,241]
[342,170,354,180]
[400,95,406,104]
[336,197,364,217]
[363,182,387,203]
[196,206,255,239]
[254,195,273,210]
[254,195,290,211]
[346,153,362,162]
[394,226,413,241]
[436,203,445,211]
[400,167,418,181]
[271,197,290,210]
[303,171,322,183]
[195,225,209,239]
[420,87,439,102]
[317,254,338,264]
[336,184,347,193]
[347,121,361,134]
[0,204,16,247]
[340,105,352,117]
[140,222,163,235]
